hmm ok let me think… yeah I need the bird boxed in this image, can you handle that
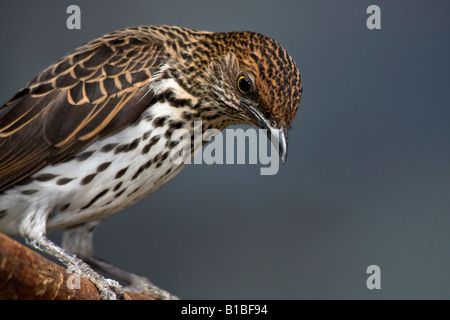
[0,25,302,299]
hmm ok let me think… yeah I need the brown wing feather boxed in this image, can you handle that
[0,28,167,191]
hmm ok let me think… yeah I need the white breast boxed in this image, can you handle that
[0,100,191,234]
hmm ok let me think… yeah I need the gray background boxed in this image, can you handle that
[1,0,449,299]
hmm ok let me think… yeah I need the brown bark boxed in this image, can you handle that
[0,232,154,300]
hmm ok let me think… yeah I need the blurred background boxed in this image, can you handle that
[0,0,449,299]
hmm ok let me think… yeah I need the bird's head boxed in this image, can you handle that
[162,28,302,163]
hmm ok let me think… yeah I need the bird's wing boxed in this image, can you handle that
[0,28,166,191]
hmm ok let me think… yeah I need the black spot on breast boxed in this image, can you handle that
[21,190,38,195]
[97,162,112,172]
[35,173,58,182]
[157,89,193,108]
[165,139,179,148]
[81,188,109,210]
[56,178,74,185]
[142,130,152,140]
[77,151,95,162]
[128,138,140,151]
[165,120,187,139]
[164,128,175,139]
[153,153,161,163]
[142,135,161,154]
[171,120,185,130]
[114,144,128,154]
[114,138,141,154]
[127,186,141,197]
[156,152,169,168]
[144,159,153,169]
[132,165,146,180]
[101,143,118,153]
[142,144,151,155]
[160,152,169,162]
[115,167,128,179]
[153,116,168,127]
[80,173,97,185]
[150,135,161,146]
[114,188,127,198]
[113,181,122,191]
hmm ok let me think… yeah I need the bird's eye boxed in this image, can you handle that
[237,75,251,94]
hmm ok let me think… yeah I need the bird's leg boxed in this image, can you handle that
[20,204,122,300]
[26,236,123,300]
[62,222,178,300]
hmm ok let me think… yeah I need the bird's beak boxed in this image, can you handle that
[241,102,289,164]
[268,122,288,164]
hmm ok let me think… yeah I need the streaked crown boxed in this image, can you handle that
[150,26,303,131]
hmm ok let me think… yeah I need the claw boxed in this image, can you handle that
[99,278,124,300]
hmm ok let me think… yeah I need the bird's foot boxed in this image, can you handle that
[98,278,124,300]
[26,236,124,300]
[67,264,124,300]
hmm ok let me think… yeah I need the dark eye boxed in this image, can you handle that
[237,75,251,94]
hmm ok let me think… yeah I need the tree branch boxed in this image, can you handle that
[0,232,155,300]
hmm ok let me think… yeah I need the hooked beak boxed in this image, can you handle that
[269,123,288,164]
[241,102,288,164]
